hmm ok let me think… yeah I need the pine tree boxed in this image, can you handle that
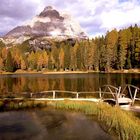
[42,50,48,68]
[28,51,37,69]
[117,30,128,70]
[132,24,140,68]
[76,42,82,70]
[0,57,4,70]
[63,43,71,70]
[93,39,100,71]
[51,45,60,70]
[21,57,27,70]
[5,51,14,72]
[37,52,44,70]
[70,45,77,70]
[105,29,118,71]
[59,47,65,70]
[86,40,94,70]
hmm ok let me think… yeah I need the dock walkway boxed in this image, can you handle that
[21,84,140,107]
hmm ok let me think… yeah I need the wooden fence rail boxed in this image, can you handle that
[2,85,140,106]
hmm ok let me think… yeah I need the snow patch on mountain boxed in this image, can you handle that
[25,17,51,28]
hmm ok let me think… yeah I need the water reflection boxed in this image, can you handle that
[0,109,117,140]
[0,73,139,95]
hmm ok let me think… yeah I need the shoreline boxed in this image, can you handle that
[0,69,140,75]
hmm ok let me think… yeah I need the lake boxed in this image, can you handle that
[0,73,139,96]
[0,73,139,140]
[0,108,117,140]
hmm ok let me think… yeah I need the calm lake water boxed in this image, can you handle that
[0,73,139,140]
[0,73,139,95]
[0,108,117,140]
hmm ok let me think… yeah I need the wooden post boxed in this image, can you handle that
[53,91,56,99]
[76,92,79,99]
[132,89,137,105]
[115,95,119,106]
[30,93,33,98]
[99,88,102,100]
[118,86,121,98]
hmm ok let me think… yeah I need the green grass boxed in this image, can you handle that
[53,100,140,140]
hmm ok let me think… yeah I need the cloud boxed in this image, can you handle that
[0,0,39,19]
[99,0,140,29]
[0,0,40,35]
[0,0,140,37]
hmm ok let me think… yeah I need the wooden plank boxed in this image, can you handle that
[126,84,140,90]
[102,85,118,91]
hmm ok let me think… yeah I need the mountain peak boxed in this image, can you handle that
[3,6,88,44]
[44,6,53,11]
[39,6,54,17]
[38,6,64,20]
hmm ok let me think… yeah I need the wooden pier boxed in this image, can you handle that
[20,84,140,108]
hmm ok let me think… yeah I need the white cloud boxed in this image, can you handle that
[99,0,140,31]
[100,5,140,31]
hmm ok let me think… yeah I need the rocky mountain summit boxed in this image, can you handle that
[3,6,87,45]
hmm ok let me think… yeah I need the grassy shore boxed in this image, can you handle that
[0,99,139,140]
[54,100,140,140]
[0,68,140,75]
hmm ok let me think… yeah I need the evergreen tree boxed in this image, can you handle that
[48,52,54,70]
[0,57,4,70]
[51,46,60,70]
[70,46,76,70]
[117,30,128,70]
[132,24,140,68]
[59,47,65,70]
[87,40,94,70]
[5,51,14,72]
[28,51,37,69]
[21,57,27,70]
[75,42,82,70]
[42,50,48,68]
[63,43,71,70]
[105,29,118,71]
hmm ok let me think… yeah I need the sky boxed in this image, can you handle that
[0,0,140,37]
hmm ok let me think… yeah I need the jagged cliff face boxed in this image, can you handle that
[3,6,87,44]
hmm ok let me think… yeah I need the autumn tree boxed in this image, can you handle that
[63,43,71,70]
[117,30,128,69]
[105,29,118,71]
[20,56,27,70]
[51,45,60,70]
[59,47,65,70]
[70,45,77,70]
[0,57,4,70]
[5,51,14,72]
[93,38,100,71]
[28,51,37,69]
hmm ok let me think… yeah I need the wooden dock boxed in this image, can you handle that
[20,84,140,108]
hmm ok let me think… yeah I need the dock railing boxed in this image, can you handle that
[3,84,140,106]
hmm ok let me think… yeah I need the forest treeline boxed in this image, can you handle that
[0,25,140,72]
